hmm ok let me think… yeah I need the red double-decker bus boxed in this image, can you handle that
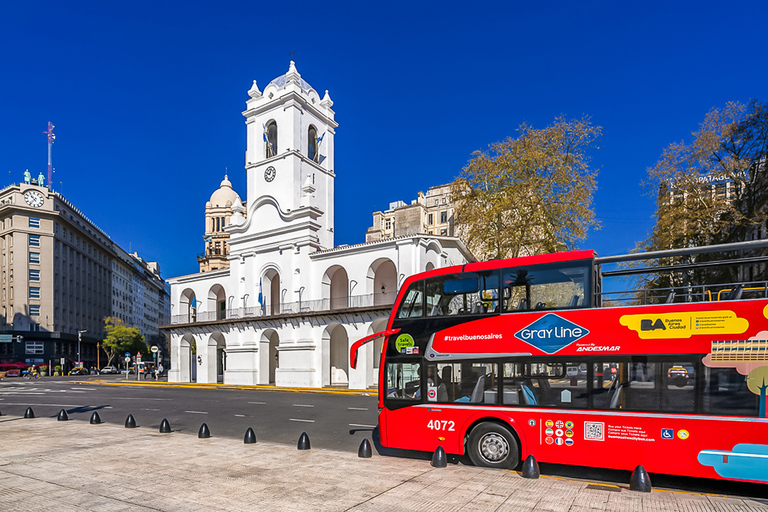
[351,242,768,484]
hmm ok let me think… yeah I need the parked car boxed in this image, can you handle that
[68,367,88,376]
[99,366,120,374]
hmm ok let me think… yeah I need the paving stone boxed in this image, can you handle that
[0,415,766,512]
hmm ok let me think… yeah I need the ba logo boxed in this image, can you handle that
[641,319,666,331]
[514,314,590,354]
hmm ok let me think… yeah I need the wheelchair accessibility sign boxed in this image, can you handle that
[661,428,674,439]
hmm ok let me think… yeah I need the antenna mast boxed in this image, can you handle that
[45,122,55,189]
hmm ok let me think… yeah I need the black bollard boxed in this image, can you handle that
[630,465,652,492]
[159,418,171,433]
[244,427,257,444]
[521,454,540,479]
[24,407,35,419]
[358,438,372,458]
[297,432,311,450]
[198,423,211,438]
[125,414,136,428]
[431,446,447,468]
[90,411,102,424]
[57,409,69,421]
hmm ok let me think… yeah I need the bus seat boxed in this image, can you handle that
[568,295,580,307]
[609,384,624,409]
[471,302,483,313]
[521,383,538,405]
[517,299,528,310]
[727,285,743,300]
[470,374,487,403]
[535,302,545,310]
[437,383,448,402]
[665,291,676,303]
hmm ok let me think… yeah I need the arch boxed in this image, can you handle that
[207,332,227,384]
[322,265,349,310]
[179,288,197,322]
[207,284,227,320]
[180,333,196,382]
[367,258,397,306]
[260,329,280,384]
[265,120,278,158]
[425,262,436,272]
[323,323,349,386]
[308,125,319,162]
[260,268,281,315]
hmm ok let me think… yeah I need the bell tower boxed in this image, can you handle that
[236,61,337,251]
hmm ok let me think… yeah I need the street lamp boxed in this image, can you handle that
[77,330,87,366]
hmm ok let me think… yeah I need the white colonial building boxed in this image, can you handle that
[165,62,472,389]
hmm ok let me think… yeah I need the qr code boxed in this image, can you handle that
[584,421,604,441]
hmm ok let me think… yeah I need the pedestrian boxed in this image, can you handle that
[150,366,156,380]
[158,363,164,379]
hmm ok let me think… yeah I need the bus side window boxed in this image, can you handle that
[385,361,421,400]
[451,362,497,404]
[703,366,759,417]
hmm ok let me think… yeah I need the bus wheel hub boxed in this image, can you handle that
[480,433,508,461]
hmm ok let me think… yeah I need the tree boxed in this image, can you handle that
[101,317,147,367]
[643,100,768,252]
[450,115,600,261]
[638,100,768,290]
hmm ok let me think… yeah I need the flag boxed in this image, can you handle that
[257,280,263,306]
[316,132,325,145]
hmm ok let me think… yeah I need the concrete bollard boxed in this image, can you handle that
[125,414,137,428]
[90,411,102,424]
[198,423,211,438]
[431,446,447,468]
[159,418,171,433]
[630,465,652,492]
[24,407,35,419]
[244,427,257,444]
[358,438,372,458]
[57,409,69,421]
[521,454,540,479]
[297,432,311,450]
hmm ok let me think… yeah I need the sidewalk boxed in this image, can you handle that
[0,414,766,512]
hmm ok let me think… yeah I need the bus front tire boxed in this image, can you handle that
[467,422,520,470]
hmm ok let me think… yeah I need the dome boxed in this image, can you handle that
[209,175,242,208]
[267,60,314,93]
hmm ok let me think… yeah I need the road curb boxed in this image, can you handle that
[69,379,376,396]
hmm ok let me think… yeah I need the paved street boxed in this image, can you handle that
[0,375,378,452]
[2,409,767,512]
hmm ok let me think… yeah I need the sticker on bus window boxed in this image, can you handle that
[395,334,415,351]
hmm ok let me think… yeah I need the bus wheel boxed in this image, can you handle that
[467,422,519,469]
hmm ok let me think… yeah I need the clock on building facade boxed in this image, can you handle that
[24,190,44,207]
[264,166,276,182]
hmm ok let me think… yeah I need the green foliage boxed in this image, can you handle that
[643,100,768,252]
[451,115,601,261]
[102,317,147,366]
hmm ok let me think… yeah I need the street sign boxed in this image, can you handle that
[0,334,12,343]
[60,358,65,364]
[124,356,130,363]
[151,345,158,353]
[125,352,131,357]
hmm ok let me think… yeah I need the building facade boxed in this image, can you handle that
[0,180,170,371]
[366,183,455,241]
[197,176,245,273]
[165,62,472,389]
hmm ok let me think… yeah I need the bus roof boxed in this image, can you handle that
[410,250,596,283]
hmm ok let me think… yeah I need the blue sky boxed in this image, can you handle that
[1,1,766,280]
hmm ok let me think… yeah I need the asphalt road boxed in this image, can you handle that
[0,375,379,453]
